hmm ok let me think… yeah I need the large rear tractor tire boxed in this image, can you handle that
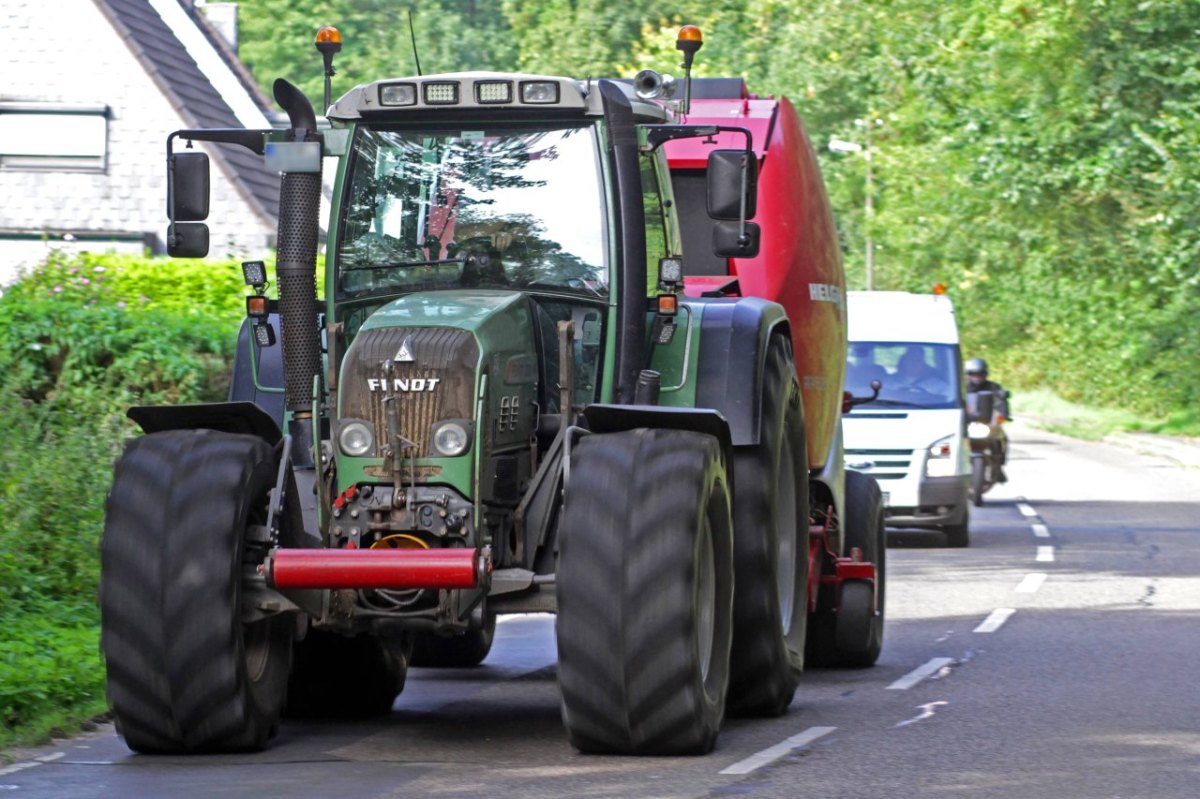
[285,630,410,717]
[101,430,295,753]
[833,470,887,667]
[726,335,810,717]
[409,611,497,668]
[557,428,734,755]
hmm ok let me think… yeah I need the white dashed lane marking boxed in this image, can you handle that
[1016,573,1048,593]
[974,608,1016,633]
[719,726,837,775]
[887,657,956,690]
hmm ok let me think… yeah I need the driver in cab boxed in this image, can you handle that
[894,347,948,395]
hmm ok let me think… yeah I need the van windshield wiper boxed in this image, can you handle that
[862,399,924,408]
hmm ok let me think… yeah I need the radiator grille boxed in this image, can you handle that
[844,448,914,481]
[340,328,479,457]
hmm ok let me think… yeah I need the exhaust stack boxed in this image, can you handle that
[272,79,323,466]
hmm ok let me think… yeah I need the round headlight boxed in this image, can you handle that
[432,421,470,457]
[339,420,375,457]
[967,421,991,439]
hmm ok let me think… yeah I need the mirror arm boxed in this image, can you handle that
[167,128,269,156]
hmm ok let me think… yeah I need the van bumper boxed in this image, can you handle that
[883,475,969,528]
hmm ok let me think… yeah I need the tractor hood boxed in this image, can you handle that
[359,290,531,337]
[338,290,537,465]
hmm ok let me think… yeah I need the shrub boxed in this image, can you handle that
[0,251,249,743]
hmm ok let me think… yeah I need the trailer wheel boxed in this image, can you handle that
[409,611,497,668]
[557,429,734,755]
[285,630,409,716]
[101,430,294,753]
[727,335,810,717]
[834,470,887,667]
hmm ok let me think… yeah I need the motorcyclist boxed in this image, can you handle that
[965,357,1009,481]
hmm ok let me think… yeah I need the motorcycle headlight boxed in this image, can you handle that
[431,420,471,457]
[925,435,956,477]
[338,419,375,457]
[968,421,991,439]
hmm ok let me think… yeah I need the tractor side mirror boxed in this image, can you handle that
[169,151,210,221]
[166,151,211,258]
[168,222,210,258]
[706,149,757,220]
[713,220,760,258]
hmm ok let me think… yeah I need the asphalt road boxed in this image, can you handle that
[4,421,1199,798]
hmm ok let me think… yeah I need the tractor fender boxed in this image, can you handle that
[580,405,734,485]
[229,313,287,428]
[692,296,791,447]
[127,401,283,444]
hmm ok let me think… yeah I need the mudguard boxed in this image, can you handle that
[127,401,283,444]
[691,296,790,447]
[228,313,287,427]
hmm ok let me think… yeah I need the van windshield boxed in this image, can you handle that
[845,343,961,409]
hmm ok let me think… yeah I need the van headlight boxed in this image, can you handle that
[924,435,956,477]
[431,420,471,457]
[338,419,375,457]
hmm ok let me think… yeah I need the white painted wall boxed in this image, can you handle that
[0,0,276,282]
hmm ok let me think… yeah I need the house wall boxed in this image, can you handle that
[0,0,276,280]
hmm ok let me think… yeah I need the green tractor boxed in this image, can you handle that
[100,26,883,756]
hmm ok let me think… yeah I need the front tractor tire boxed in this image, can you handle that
[727,334,810,717]
[101,430,294,753]
[557,428,735,755]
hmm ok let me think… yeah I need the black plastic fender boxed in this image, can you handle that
[581,405,734,485]
[228,312,287,428]
[127,401,283,444]
[691,296,791,447]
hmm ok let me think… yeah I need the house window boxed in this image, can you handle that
[0,103,109,171]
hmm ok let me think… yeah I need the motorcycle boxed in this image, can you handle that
[966,389,1008,506]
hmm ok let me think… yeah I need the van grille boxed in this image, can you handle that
[845,448,913,481]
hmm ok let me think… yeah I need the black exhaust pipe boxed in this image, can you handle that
[273,79,323,467]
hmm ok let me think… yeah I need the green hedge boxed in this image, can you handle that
[0,251,248,746]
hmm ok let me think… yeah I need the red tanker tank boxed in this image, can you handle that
[664,80,847,471]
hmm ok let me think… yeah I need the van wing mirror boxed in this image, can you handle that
[706,149,757,220]
[169,151,210,222]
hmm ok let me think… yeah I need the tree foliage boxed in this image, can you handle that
[235,0,1200,413]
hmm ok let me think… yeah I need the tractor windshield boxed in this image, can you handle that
[336,124,607,299]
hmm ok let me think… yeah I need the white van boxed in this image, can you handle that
[842,290,971,546]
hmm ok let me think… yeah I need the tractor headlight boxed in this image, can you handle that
[338,419,375,457]
[924,435,956,477]
[431,420,471,457]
